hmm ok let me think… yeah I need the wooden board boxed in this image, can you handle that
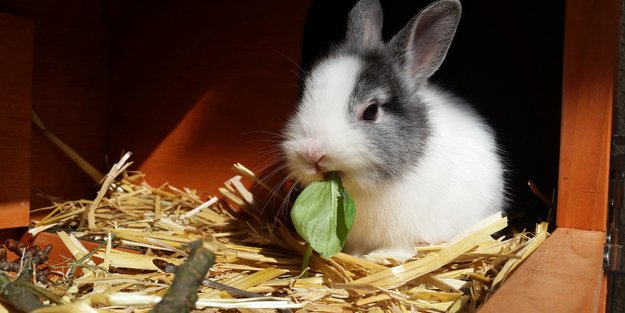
[25,231,136,268]
[0,0,111,217]
[556,0,619,231]
[0,12,33,228]
[479,228,605,313]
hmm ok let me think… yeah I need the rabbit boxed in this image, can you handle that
[281,0,505,262]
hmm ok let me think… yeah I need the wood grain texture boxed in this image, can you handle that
[479,228,606,313]
[24,231,136,271]
[0,12,33,228]
[0,0,111,216]
[557,0,619,230]
[107,0,312,194]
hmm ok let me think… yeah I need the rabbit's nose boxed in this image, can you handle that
[301,145,326,165]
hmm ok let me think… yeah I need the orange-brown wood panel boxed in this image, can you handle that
[557,0,618,231]
[107,1,312,194]
[0,12,33,228]
[480,228,605,313]
[25,232,136,270]
[0,0,111,216]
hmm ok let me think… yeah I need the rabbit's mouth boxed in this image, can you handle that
[290,161,344,187]
[322,170,342,181]
[306,164,338,182]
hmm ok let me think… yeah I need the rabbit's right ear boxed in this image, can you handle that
[345,0,384,50]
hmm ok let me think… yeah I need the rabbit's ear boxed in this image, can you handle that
[345,0,384,50]
[389,0,461,83]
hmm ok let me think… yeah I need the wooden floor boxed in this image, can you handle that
[479,228,605,313]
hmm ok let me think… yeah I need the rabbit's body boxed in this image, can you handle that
[282,0,505,261]
[344,84,504,258]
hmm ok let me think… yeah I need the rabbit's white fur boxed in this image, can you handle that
[282,0,505,261]
[284,54,504,260]
[346,85,504,258]
[283,56,370,186]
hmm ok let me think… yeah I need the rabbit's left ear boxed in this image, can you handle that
[389,0,461,83]
[345,0,384,50]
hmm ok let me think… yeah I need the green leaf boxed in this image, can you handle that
[336,176,355,248]
[290,173,356,260]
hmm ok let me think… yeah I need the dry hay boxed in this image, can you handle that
[25,153,548,313]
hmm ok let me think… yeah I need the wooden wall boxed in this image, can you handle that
[0,13,32,228]
[107,1,311,193]
[0,0,311,219]
[0,0,110,214]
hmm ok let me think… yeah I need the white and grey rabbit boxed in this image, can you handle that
[281,0,505,261]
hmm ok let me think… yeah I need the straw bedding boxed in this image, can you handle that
[22,153,548,313]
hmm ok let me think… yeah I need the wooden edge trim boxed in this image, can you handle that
[556,0,618,230]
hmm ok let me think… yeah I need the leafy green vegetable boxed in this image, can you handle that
[290,173,356,261]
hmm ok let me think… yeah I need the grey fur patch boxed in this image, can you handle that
[337,48,432,182]
[345,0,384,51]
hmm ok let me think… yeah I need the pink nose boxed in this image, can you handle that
[300,146,325,165]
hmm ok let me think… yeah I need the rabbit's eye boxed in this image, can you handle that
[361,103,379,122]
